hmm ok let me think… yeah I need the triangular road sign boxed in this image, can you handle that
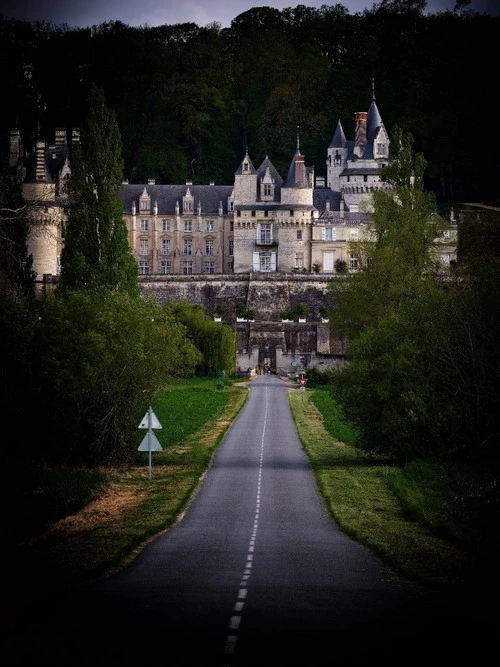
[138,432,163,452]
[138,407,162,429]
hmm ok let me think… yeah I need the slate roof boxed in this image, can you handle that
[117,184,234,215]
[361,98,384,160]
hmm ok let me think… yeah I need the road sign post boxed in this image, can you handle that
[138,406,163,479]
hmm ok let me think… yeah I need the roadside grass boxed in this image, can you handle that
[290,387,500,598]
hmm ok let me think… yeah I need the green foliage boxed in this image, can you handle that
[387,459,500,555]
[164,301,237,376]
[280,302,309,320]
[30,291,201,466]
[58,85,139,296]
[328,127,444,340]
[334,259,347,274]
[0,175,35,298]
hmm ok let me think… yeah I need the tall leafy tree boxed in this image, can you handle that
[328,126,445,339]
[58,85,138,296]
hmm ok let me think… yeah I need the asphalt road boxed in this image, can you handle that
[11,375,493,665]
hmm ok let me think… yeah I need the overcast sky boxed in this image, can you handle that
[0,1,498,29]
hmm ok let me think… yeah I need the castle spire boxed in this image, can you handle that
[372,77,376,101]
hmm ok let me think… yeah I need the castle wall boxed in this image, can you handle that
[138,274,342,372]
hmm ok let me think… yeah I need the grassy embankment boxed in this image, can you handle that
[7,376,499,614]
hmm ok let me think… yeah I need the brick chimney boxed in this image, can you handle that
[294,152,306,186]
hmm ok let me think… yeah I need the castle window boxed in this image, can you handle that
[205,239,214,256]
[162,219,171,232]
[323,252,334,271]
[229,238,234,256]
[184,239,192,255]
[349,253,359,271]
[259,223,272,244]
[160,260,172,274]
[182,261,193,274]
[377,143,386,156]
[140,219,149,231]
[260,252,272,272]
[204,261,215,274]
[140,201,149,210]
[264,210,268,217]
[184,220,192,232]
[295,253,304,268]
[230,220,234,231]
[297,230,302,240]
[350,229,359,241]
[363,175,368,182]
[206,220,214,231]
[251,210,256,217]
[139,260,149,275]
[322,227,336,241]
[263,184,271,197]
[289,210,294,217]
[140,239,149,255]
[237,211,241,217]
[162,239,170,255]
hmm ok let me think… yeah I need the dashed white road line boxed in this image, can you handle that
[222,385,269,662]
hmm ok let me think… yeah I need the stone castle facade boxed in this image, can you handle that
[8,92,458,372]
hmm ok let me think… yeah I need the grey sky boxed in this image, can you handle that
[0,1,498,29]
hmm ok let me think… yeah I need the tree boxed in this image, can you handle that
[58,85,139,296]
[328,126,445,339]
[0,174,35,298]
[164,302,237,377]
[30,291,201,466]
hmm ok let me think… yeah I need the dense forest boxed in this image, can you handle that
[1,0,499,204]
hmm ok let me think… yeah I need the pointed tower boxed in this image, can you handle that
[280,130,314,207]
[233,150,257,205]
[326,120,352,190]
[338,80,391,212]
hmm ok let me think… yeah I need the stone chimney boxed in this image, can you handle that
[340,192,345,219]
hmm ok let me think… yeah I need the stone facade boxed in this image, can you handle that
[9,90,458,369]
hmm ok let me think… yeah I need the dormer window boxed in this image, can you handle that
[377,143,386,156]
[139,187,151,211]
[183,187,194,212]
[263,184,271,197]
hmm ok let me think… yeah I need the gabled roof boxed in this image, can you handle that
[256,155,283,186]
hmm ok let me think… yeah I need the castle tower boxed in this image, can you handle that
[326,120,350,191]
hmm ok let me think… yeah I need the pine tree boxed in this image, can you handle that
[58,85,139,296]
